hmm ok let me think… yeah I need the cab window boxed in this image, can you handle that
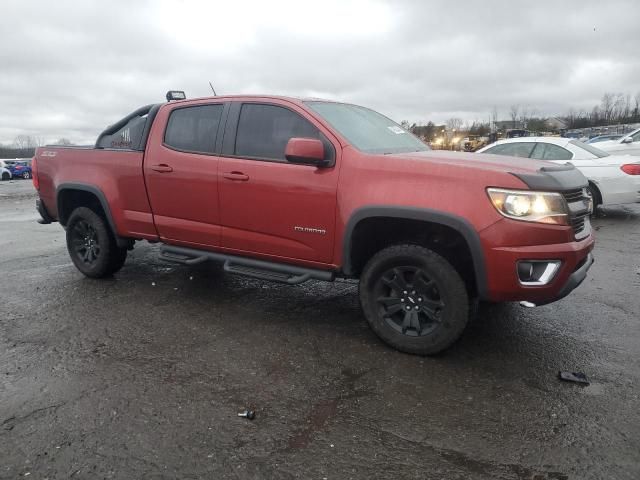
[234,104,321,161]
[164,104,223,154]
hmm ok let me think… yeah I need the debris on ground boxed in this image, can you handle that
[558,371,590,385]
[237,409,255,420]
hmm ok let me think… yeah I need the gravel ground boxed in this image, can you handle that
[1,180,639,479]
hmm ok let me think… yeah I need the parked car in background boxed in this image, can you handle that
[562,131,583,139]
[477,137,640,208]
[505,129,530,138]
[1,166,12,181]
[595,128,640,156]
[587,134,623,144]
[8,161,32,179]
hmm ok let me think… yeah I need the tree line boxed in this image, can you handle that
[402,91,640,140]
[565,91,640,129]
[0,135,71,159]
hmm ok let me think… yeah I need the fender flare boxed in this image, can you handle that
[56,183,119,238]
[342,206,488,299]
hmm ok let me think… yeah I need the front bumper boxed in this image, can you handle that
[535,252,594,306]
[481,218,595,305]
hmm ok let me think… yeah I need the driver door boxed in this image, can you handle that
[218,101,339,264]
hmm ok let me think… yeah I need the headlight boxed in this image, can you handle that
[487,188,568,225]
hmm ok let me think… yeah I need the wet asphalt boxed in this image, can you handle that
[0,180,639,480]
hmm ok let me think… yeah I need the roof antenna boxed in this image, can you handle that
[209,81,217,96]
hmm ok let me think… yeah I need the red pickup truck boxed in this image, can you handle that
[33,92,594,355]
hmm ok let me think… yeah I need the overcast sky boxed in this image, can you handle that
[2,0,639,145]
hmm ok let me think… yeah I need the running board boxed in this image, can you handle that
[159,245,334,285]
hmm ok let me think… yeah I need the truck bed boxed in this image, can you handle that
[35,146,158,240]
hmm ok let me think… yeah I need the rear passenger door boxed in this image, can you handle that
[217,101,340,264]
[144,103,226,247]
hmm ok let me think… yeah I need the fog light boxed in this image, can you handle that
[517,260,561,285]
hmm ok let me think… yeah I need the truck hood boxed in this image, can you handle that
[385,150,589,191]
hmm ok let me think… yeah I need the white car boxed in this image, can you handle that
[595,128,640,156]
[477,137,640,207]
[1,166,12,181]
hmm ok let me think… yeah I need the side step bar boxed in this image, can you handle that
[159,245,335,285]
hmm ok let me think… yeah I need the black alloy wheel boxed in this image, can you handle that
[65,207,128,278]
[70,219,102,266]
[374,266,445,337]
[359,244,470,355]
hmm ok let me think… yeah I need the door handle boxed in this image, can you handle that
[150,164,173,173]
[223,171,249,181]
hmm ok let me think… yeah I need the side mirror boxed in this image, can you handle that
[622,136,633,144]
[285,138,326,166]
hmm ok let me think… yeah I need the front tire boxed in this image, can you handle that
[587,183,601,214]
[66,207,127,278]
[1,172,9,181]
[359,244,470,355]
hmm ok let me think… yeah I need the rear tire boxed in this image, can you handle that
[1,172,9,181]
[66,207,127,278]
[22,171,31,179]
[359,244,470,355]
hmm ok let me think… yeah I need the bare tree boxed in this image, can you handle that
[55,138,73,145]
[623,93,631,120]
[520,105,530,127]
[12,135,38,149]
[446,117,463,131]
[509,104,519,128]
[612,93,626,121]
[600,93,615,123]
[634,92,640,122]
[490,105,498,133]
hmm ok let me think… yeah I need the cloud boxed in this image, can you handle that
[1,0,639,144]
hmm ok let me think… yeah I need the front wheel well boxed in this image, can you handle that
[347,216,479,296]
[587,181,602,207]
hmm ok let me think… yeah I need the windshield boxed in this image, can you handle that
[305,101,429,154]
[569,140,609,158]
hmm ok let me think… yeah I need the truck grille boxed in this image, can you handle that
[562,189,584,203]
[570,212,589,236]
[562,189,591,239]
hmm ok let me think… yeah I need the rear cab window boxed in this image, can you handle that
[97,115,148,150]
[164,104,224,154]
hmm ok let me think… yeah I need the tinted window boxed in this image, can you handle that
[102,115,147,149]
[234,104,321,160]
[531,143,573,160]
[631,130,640,142]
[164,104,223,154]
[485,142,535,158]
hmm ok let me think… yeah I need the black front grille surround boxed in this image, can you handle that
[563,188,584,203]
[562,188,591,239]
